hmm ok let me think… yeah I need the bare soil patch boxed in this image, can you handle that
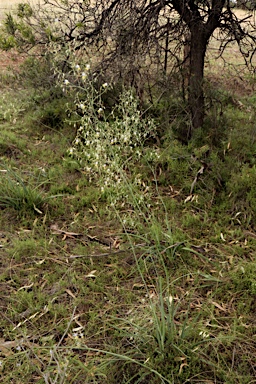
[0,0,38,17]
[0,50,26,72]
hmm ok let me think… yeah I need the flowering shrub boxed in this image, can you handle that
[62,62,158,205]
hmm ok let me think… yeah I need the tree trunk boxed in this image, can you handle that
[188,29,208,132]
[171,0,226,137]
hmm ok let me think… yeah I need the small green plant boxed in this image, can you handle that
[0,165,45,214]
[0,9,35,50]
[0,94,25,124]
[231,262,256,296]
[225,164,256,226]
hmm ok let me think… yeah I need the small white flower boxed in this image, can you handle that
[85,64,90,71]
[54,18,59,23]
[199,330,210,338]
[79,103,85,110]
[64,79,69,85]
[75,64,81,71]
[98,107,103,114]
[81,72,87,81]
[102,82,108,88]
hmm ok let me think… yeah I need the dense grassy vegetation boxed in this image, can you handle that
[0,18,256,384]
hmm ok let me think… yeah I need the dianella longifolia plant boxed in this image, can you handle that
[51,43,160,212]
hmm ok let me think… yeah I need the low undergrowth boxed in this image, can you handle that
[0,60,255,384]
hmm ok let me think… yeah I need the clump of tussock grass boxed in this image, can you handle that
[0,164,45,215]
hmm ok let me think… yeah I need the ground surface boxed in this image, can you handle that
[0,3,255,384]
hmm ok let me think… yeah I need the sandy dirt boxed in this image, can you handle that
[0,50,26,72]
[0,0,37,21]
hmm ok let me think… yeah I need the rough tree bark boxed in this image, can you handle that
[173,0,226,133]
[189,27,208,130]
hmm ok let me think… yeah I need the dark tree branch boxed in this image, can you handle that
[1,0,255,134]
